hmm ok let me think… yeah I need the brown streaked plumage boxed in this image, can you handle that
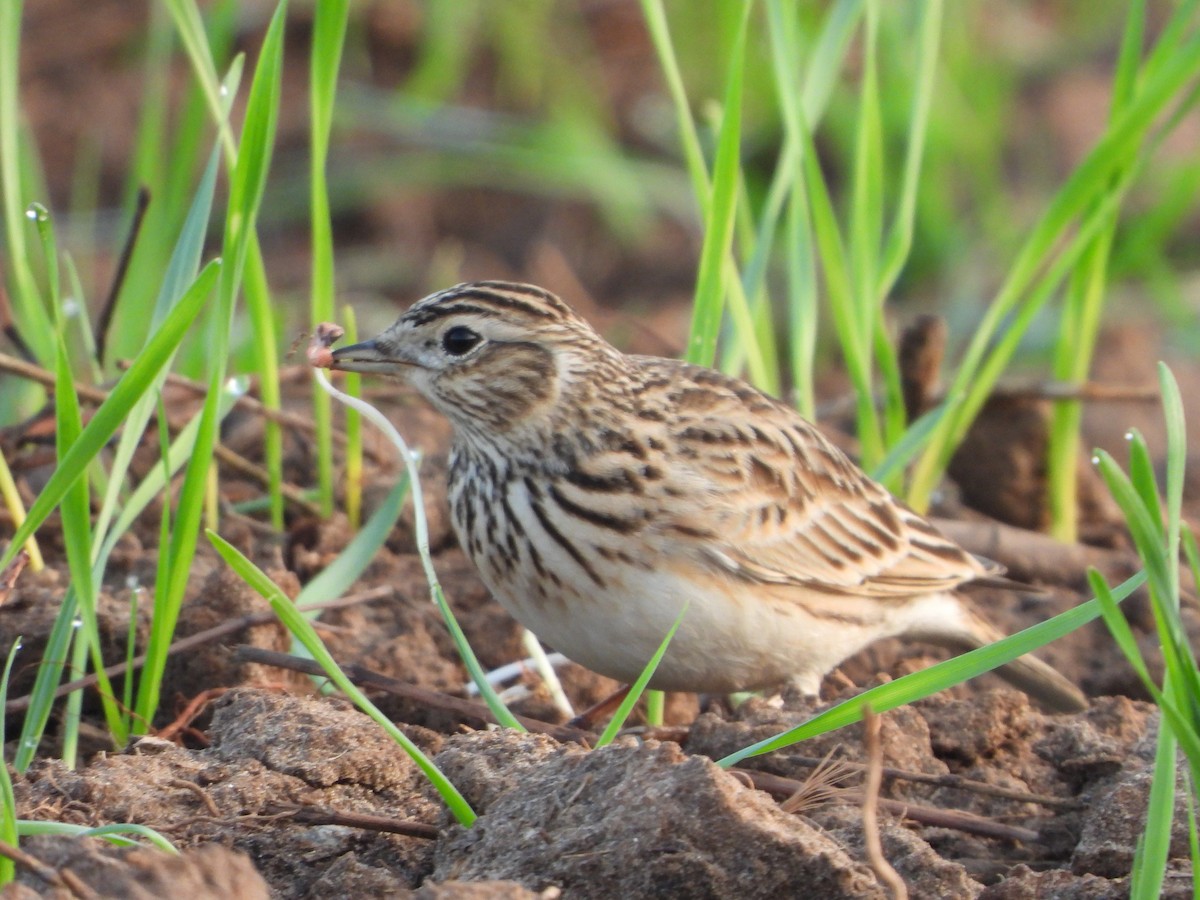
[330,281,1087,712]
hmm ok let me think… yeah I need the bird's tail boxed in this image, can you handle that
[920,612,1089,714]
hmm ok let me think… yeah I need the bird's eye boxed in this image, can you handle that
[441,325,482,357]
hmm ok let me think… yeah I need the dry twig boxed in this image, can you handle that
[862,707,907,899]
[3,589,389,714]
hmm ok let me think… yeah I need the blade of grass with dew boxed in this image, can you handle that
[0,259,219,572]
[15,587,81,770]
[595,606,687,748]
[93,145,222,559]
[53,333,125,745]
[16,822,177,854]
[1092,368,1200,893]
[718,570,1145,767]
[0,0,53,366]
[134,3,286,730]
[311,0,350,518]
[161,0,237,161]
[1090,571,1200,766]
[0,639,22,885]
[206,530,477,826]
[313,367,524,730]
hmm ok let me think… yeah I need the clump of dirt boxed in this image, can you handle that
[433,733,884,898]
[11,689,447,897]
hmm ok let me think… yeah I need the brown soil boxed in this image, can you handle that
[3,3,1199,898]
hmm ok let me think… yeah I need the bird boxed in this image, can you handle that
[328,280,1087,713]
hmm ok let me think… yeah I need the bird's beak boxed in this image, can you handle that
[329,338,413,376]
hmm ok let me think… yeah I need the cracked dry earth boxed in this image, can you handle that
[3,359,1200,898]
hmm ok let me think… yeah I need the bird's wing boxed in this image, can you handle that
[637,360,993,598]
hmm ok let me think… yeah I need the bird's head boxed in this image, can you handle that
[331,281,619,437]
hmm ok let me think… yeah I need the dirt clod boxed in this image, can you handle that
[434,735,885,898]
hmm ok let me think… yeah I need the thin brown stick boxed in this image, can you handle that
[158,688,231,741]
[741,770,1042,843]
[95,186,151,366]
[169,778,222,817]
[0,284,37,364]
[862,708,907,899]
[817,379,1159,422]
[3,588,390,714]
[279,804,439,839]
[233,645,595,745]
[157,370,346,446]
[0,350,108,403]
[0,349,321,515]
[0,348,324,511]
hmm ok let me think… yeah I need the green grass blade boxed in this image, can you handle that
[0,260,220,572]
[241,241,283,528]
[1134,714,1178,899]
[135,2,286,730]
[294,473,409,618]
[0,639,23,885]
[54,334,125,745]
[16,821,178,854]
[878,0,943,296]
[908,26,1200,511]
[207,530,477,826]
[14,586,79,770]
[0,0,52,365]
[718,571,1145,767]
[161,0,237,160]
[93,145,222,558]
[310,0,350,519]
[638,0,711,205]
[1160,363,1186,602]
[596,606,687,748]
[685,2,749,368]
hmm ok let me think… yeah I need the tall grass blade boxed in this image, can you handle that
[595,606,686,748]
[134,2,286,730]
[0,639,23,885]
[684,2,749,369]
[207,530,477,826]
[0,260,219,572]
[310,0,350,518]
[719,571,1145,767]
